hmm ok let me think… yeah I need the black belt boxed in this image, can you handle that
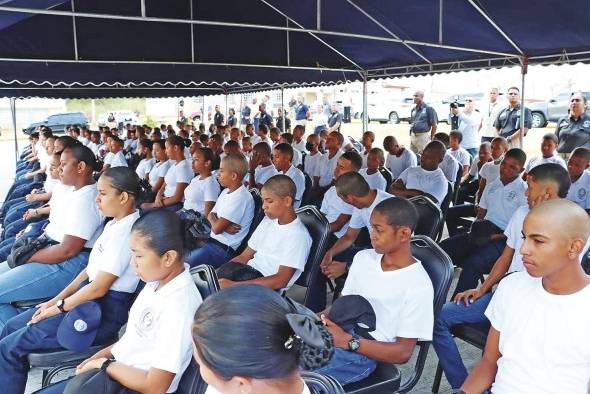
[207,238,235,255]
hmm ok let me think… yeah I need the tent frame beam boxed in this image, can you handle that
[466,0,524,55]
[258,0,363,72]
[0,5,519,58]
[0,57,357,73]
[345,0,431,64]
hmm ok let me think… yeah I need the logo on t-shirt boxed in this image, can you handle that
[507,190,517,201]
[137,308,155,334]
[578,188,587,200]
[583,120,590,128]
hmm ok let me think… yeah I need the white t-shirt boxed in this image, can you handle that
[439,152,460,182]
[304,151,324,178]
[349,189,393,233]
[567,171,590,210]
[210,185,254,249]
[479,160,501,183]
[398,166,448,206]
[46,182,74,233]
[45,183,103,248]
[110,151,128,168]
[291,148,302,168]
[163,160,193,198]
[87,142,100,156]
[284,165,306,208]
[44,176,58,194]
[525,154,567,172]
[111,266,202,393]
[135,158,156,179]
[342,249,434,342]
[485,272,590,394]
[293,140,307,153]
[183,175,221,213]
[448,147,471,167]
[458,110,482,149]
[468,158,486,180]
[385,148,417,179]
[361,149,370,169]
[247,216,312,290]
[103,152,114,166]
[319,150,343,187]
[479,177,527,230]
[86,211,140,293]
[359,168,387,191]
[206,382,311,394]
[148,160,173,187]
[504,205,590,273]
[320,186,354,238]
[253,164,279,187]
[481,100,503,138]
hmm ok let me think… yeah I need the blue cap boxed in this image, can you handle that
[57,301,101,352]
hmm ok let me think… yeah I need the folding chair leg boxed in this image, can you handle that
[432,363,443,393]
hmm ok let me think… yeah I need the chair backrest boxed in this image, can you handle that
[301,172,313,205]
[294,205,331,312]
[378,166,394,190]
[190,264,220,300]
[394,235,453,393]
[234,188,264,255]
[440,181,453,216]
[452,165,463,204]
[409,196,443,240]
[410,236,453,320]
[302,371,345,394]
[177,265,221,394]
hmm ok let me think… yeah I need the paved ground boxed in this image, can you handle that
[0,122,551,393]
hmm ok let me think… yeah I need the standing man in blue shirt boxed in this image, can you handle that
[294,95,311,132]
[409,90,438,154]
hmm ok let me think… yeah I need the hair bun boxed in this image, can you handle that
[297,321,334,370]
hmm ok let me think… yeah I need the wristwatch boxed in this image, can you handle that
[56,299,66,313]
[101,357,116,371]
[348,333,361,352]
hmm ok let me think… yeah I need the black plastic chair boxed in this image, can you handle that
[409,196,443,240]
[431,322,489,393]
[288,205,331,312]
[301,172,313,206]
[234,188,264,255]
[437,182,454,242]
[175,265,221,394]
[303,371,346,394]
[343,235,454,394]
[452,165,464,205]
[378,166,394,191]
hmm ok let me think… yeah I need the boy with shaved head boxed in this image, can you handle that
[461,199,590,394]
[433,163,590,391]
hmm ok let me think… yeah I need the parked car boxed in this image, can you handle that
[527,92,590,128]
[22,112,88,135]
[98,111,139,128]
[359,97,414,124]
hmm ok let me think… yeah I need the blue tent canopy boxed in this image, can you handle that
[0,0,589,97]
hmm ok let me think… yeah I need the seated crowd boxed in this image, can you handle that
[0,104,589,394]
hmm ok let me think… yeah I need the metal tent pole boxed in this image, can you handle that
[519,56,528,149]
[281,86,286,133]
[225,92,228,125]
[362,72,368,132]
[10,97,18,165]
